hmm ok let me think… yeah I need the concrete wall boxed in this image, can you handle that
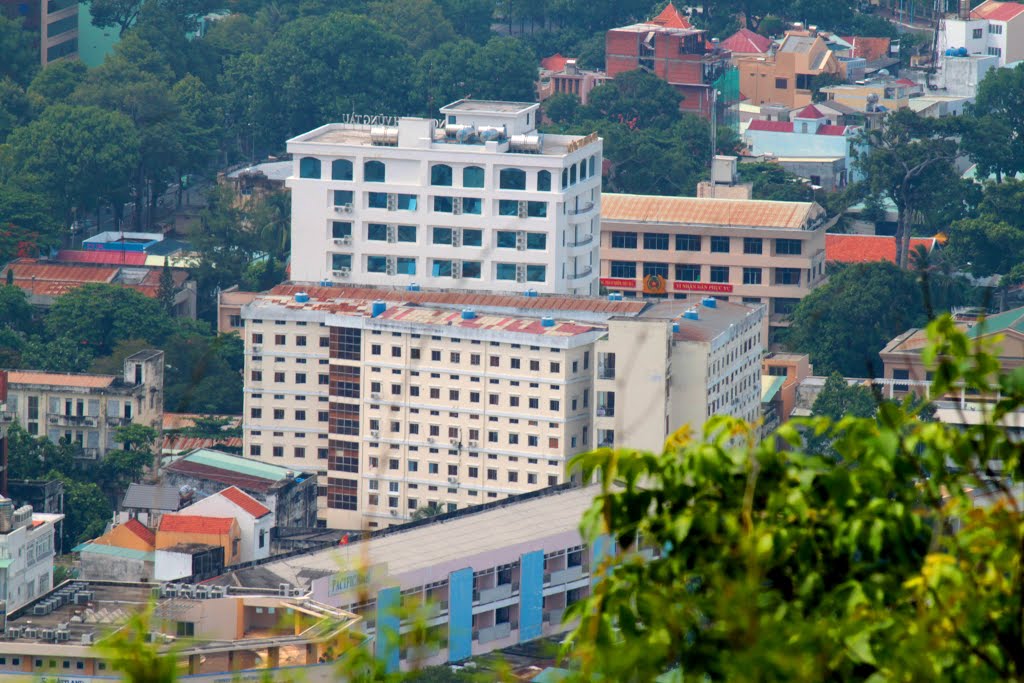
[155,549,195,581]
[80,553,152,582]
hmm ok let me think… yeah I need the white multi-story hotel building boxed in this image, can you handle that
[241,285,763,529]
[286,100,602,295]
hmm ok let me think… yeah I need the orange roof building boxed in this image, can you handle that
[649,2,692,29]
[825,234,938,264]
[721,28,773,55]
[157,514,241,565]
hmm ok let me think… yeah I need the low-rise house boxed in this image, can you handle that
[537,54,610,105]
[736,30,843,109]
[219,160,292,208]
[178,486,273,563]
[217,285,260,334]
[154,543,225,581]
[162,449,318,529]
[820,79,912,112]
[74,518,156,582]
[157,514,242,566]
[0,497,63,612]
[117,483,188,527]
[1,350,164,460]
[938,0,1024,67]
[720,28,772,58]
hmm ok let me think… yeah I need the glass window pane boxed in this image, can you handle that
[527,201,547,218]
[368,192,387,208]
[499,168,526,190]
[499,200,518,216]
[397,194,417,211]
[368,224,387,241]
[397,257,416,275]
[432,260,453,277]
[537,170,551,191]
[397,225,416,242]
[300,157,321,179]
[331,159,353,180]
[463,197,482,214]
[364,160,386,182]
[367,256,388,273]
[332,254,352,269]
[462,229,482,247]
[610,261,636,278]
[526,233,546,250]
[434,196,453,213]
[496,231,518,248]
[332,222,352,238]
[333,190,353,206]
[431,164,453,186]
[462,261,482,278]
[526,265,546,282]
[496,263,517,280]
[463,166,484,188]
[432,228,452,245]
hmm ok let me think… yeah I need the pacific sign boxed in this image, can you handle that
[600,278,734,294]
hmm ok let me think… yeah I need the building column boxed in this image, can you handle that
[187,654,201,674]
[266,646,280,668]
[519,550,544,643]
[448,567,473,663]
[227,650,238,671]
[305,642,318,665]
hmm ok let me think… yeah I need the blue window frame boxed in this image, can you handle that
[431,164,453,186]
[527,201,547,218]
[367,256,388,273]
[644,233,669,250]
[396,257,416,275]
[432,227,453,245]
[368,224,388,241]
[364,160,386,182]
[432,260,453,277]
[537,170,551,191]
[611,232,637,249]
[498,200,518,216]
[463,197,482,214]
[368,192,388,208]
[676,264,700,281]
[434,196,453,213]
[397,194,417,211]
[332,222,352,238]
[496,263,517,280]
[526,233,546,250]
[332,159,353,180]
[610,261,636,278]
[499,168,527,190]
[397,225,416,242]
[462,229,482,247]
[462,261,482,278]
[299,157,321,179]
[643,263,669,279]
[496,231,517,248]
[526,265,546,282]
[332,254,352,270]
[333,190,353,206]
[463,166,484,188]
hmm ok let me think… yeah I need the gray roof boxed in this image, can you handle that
[226,160,292,182]
[815,100,858,116]
[780,35,816,54]
[121,483,181,511]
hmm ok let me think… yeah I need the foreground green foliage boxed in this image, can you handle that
[564,316,1024,681]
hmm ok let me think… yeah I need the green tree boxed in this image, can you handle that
[786,262,931,377]
[18,336,95,373]
[857,110,961,268]
[978,177,1024,230]
[738,162,814,201]
[542,93,581,125]
[0,183,60,262]
[968,62,1024,183]
[583,70,682,130]
[410,502,445,521]
[564,317,1024,681]
[44,283,173,356]
[158,257,176,315]
[944,216,1024,277]
[6,424,76,480]
[6,104,139,225]
[811,371,877,420]
[48,472,112,550]
[0,15,39,86]
[0,282,32,332]
[163,331,244,414]
[368,0,455,55]
[416,37,537,115]
[435,0,492,42]
[0,78,30,142]
[25,59,87,109]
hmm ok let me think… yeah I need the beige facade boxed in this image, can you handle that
[820,81,912,112]
[599,193,830,346]
[736,32,842,108]
[242,285,763,529]
[1,350,164,459]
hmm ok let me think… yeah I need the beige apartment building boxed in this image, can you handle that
[1,350,164,459]
[736,31,843,109]
[242,285,763,529]
[599,193,832,345]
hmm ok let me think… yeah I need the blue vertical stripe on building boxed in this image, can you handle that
[375,586,400,673]
[448,567,473,662]
[519,550,544,642]
[591,534,613,586]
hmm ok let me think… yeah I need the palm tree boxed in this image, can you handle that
[410,502,445,522]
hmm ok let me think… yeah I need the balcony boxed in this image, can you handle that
[0,412,14,423]
[106,416,131,427]
[475,583,514,603]
[47,415,97,427]
[545,608,565,625]
[596,405,615,418]
[476,622,512,644]
[568,266,592,281]
[597,366,615,380]
[568,202,594,215]
[547,565,584,584]
[566,233,594,248]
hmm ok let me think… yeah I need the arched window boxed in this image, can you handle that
[578,160,587,180]
[299,157,321,179]
[499,168,527,190]
[569,164,577,185]
[588,155,596,177]
[463,166,484,188]
[537,170,551,192]
[430,164,453,186]
[331,159,353,181]
[561,169,568,189]
[364,160,386,182]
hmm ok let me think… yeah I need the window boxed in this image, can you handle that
[644,233,669,250]
[988,24,1002,34]
[433,227,453,245]
[332,254,351,270]
[396,257,416,275]
[742,267,762,285]
[496,263,517,280]
[775,78,788,89]
[463,261,482,278]
[430,164,453,186]
[526,265,545,282]
[299,157,321,179]
[364,160,386,182]
[973,27,983,38]
[610,261,636,278]
[496,231,517,248]
[537,170,551,191]
[397,194,417,210]
[432,259,453,277]
[498,199,518,216]
[561,168,568,189]
[462,229,482,246]
[463,197,482,214]
[332,221,352,238]
[527,233,547,250]
[333,190,353,206]
[988,46,1003,57]
[434,196,453,213]
[893,368,910,392]
[368,223,388,241]
[710,236,730,253]
[775,238,802,255]
[331,158,353,181]
[710,266,729,283]
[676,264,701,281]
[773,298,800,315]
[499,168,527,190]
[397,225,416,242]
[743,237,762,254]
[527,201,547,218]
[611,231,637,249]
[676,234,701,251]
[643,262,669,279]
[367,256,388,273]
[463,166,484,188]
[775,267,801,285]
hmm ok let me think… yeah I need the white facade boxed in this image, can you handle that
[286,100,602,295]
[0,508,63,612]
[936,53,999,97]
[178,492,273,563]
[938,1,1024,67]
[154,549,195,582]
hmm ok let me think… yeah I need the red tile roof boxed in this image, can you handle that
[217,486,271,519]
[747,119,794,132]
[540,53,569,71]
[1,258,187,299]
[162,435,243,453]
[826,234,938,264]
[720,28,772,54]
[56,250,148,266]
[164,459,279,493]
[972,1,1024,21]
[816,124,850,136]
[123,518,156,546]
[650,2,692,28]
[841,36,892,61]
[159,514,235,535]
[893,78,917,86]
[794,104,825,119]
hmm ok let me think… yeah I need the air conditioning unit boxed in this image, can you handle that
[517,201,528,218]
[385,258,396,276]
[335,204,353,213]
[370,429,380,438]
[333,236,353,245]
[447,476,458,484]
[426,437,435,444]
[252,345,262,353]
[516,232,526,250]
[371,392,381,400]
[387,194,397,211]
[449,438,459,446]
[451,261,462,279]
[468,440,478,448]
[334,268,351,278]
[341,235,353,245]
[389,510,398,517]
[515,266,527,283]
[453,197,463,215]
[452,231,462,247]
[386,224,397,243]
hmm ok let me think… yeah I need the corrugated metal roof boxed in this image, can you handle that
[55,250,148,266]
[182,449,291,481]
[601,193,818,229]
[7,371,115,388]
[162,436,244,454]
[5,260,119,283]
[972,0,1024,21]
[121,483,182,511]
[73,543,154,561]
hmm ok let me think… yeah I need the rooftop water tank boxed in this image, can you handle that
[523,289,538,297]
[541,316,555,327]
[683,309,699,321]
[294,292,310,303]
[957,47,969,57]
[702,297,717,308]
[371,301,386,317]
[672,322,680,333]
[509,134,543,153]
[608,292,623,301]
[370,127,398,145]
[461,309,476,320]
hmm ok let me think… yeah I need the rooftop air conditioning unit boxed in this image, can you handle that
[81,632,95,645]
[279,583,291,596]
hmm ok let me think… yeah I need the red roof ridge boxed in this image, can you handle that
[794,104,825,119]
[540,53,569,71]
[747,119,793,132]
[216,486,272,518]
[720,28,772,54]
[123,518,156,546]
[650,2,692,29]
[159,514,235,534]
